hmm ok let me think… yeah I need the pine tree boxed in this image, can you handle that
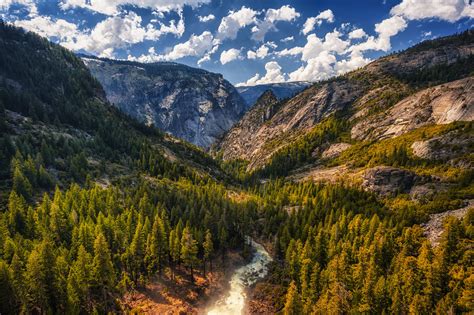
[67,245,92,313]
[25,240,55,313]
[92,233,115,309]
[181,226,198,282]
[203,229,214,274]
[283,280,302,315]
[0,260,18,314]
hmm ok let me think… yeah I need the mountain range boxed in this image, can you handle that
[0,22,473,315]
[83,56,247,148]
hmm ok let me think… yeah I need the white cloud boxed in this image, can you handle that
[197,44,219,65]
[216,6,258,41]
[130,30,214,62]
[422,30,433,38]
[349,15,407,53]
[275,46,304,57]
[334,51,371,74]
[289,51,336,81]
[59,0,210,15]
[390,0,473,22]
[220,48,242,64]
[159,31,214,60]
[14,12,186,58]
[302,9,334,35]
[237,61,285,86]
[198,14,215,22]
[281,36,294,42]
[251,5,300,41]
[247,42,277,59]
[276,30,349,61]
[348,28,367,39]
[14,16,79,44]
[1,0,37,16]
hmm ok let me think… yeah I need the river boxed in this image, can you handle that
[206,238,272,315]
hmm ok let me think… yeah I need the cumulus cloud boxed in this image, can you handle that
[334,51,371,74]
[198,14,215,22]
[276,30,349,61]
[247,42,277,59]
[157,31,214,61]
[14,11,186,58]
[251,5,300,41]
[281,36,294,42]
[59,0,210,15]
[390,0,473,22]
[348,28,367,39]
[349,15,407,53]
[237,61,285,86]
[216,6,258,41]
[302,9,334,35]
[289,51,336,81]
[220,48,242,64]
[1,0,37,16]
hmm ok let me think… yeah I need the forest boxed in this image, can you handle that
[0,23,472,314]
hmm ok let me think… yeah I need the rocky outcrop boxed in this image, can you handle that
[352,77,474,141]
[236,81,311,107]
[362,166,422,196]
[321,143,352,159]
[411,127,474,163]
[214,90,279,161]
[422,200,474,246]
[83,57,246,148]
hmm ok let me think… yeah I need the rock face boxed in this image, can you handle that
[321,143,352,159]
[217,78,364,168]
[217,30,474,169]
[82,56,246,148]
[362,167,421,196]
[411,128,474,163]
[236,81,311,107]
[214,90,279,160]
[351,77,474,141]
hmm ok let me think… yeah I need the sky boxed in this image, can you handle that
[1,0,473,86]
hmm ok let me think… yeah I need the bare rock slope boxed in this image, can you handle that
[83,56,246,148]
[216,31,474,170]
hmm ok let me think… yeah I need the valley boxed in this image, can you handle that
[0,21,473,315]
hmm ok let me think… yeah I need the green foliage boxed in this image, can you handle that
[254,115,350,179]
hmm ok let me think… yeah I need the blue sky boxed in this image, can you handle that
[1,0,472,85]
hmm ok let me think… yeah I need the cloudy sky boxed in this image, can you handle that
[1,0,472,86]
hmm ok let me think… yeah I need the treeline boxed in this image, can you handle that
[250,180,473,314]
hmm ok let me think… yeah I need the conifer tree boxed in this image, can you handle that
[181,226,198,282]
[203,229,214,274]
[92,233,115,308]
[283,280,302,315]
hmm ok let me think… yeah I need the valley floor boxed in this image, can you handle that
[121,251,245,314]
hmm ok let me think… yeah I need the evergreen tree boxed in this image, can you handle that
[92,233,115,309]
[283,280,302,315]
[181,226,198,282]
[203,229,214,274]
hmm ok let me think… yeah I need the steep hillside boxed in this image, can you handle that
[217,30,474,171]
[236,81,311,107]
[83,56,246,148]
[0,23,252,314]
[1,23,473,315]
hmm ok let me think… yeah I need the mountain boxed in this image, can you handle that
[1,22,473,315]
[236,81,311,107]
[0,22,250,314]
[82,56,247,148]
[216,30,474,172]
